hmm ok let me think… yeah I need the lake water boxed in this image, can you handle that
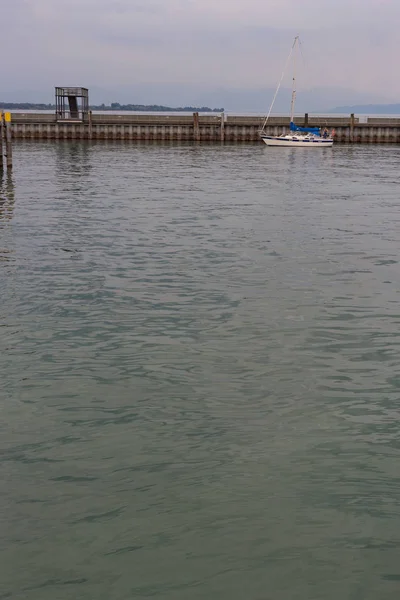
[1,142,400,600]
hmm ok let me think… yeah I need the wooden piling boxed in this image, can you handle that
[88,110,93,140]
[220,112,225,142]
[0,112,4,171]
[304,113,309,126]
[193,112,200,142]
[4,112,12,170]
[350,113,355,143]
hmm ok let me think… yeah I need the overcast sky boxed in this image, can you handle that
[2,0,399,109]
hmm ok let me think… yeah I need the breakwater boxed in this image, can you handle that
[9,113,400,143]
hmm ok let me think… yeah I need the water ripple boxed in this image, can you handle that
[1,143,400,600]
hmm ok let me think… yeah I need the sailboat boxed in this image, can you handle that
[260,37,334,147]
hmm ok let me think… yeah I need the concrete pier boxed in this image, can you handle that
[8,113,400,143]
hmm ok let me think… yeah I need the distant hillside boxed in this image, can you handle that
[329,104,400,114]
[0,102,224,113]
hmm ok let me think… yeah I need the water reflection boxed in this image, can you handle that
[53,143,94,207]
[0,171,15,223]
[0,171,15,263]
[55,141,92,179]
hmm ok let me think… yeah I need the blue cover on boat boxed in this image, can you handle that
[290,121,320,135]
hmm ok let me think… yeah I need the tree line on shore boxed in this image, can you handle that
[0,102,224,112]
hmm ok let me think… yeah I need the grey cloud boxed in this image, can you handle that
[2,0,399,108]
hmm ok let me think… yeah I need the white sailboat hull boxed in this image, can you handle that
[261,135,333,148]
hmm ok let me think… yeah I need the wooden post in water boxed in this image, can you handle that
[350,113,355,143]
[193,112,200,142]
[4,112,12,170]
[88,110,93,140]
[220,112,225,143]
[0,112,4,171]
[304,113,309,126]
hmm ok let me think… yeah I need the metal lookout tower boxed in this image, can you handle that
[55,87,89,121]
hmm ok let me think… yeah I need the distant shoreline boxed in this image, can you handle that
[328,103,400,114]
[0,102,224,113]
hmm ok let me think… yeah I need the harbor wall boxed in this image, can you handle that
[8,113,400,143]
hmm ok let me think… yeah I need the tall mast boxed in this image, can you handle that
[290,36,299,124]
